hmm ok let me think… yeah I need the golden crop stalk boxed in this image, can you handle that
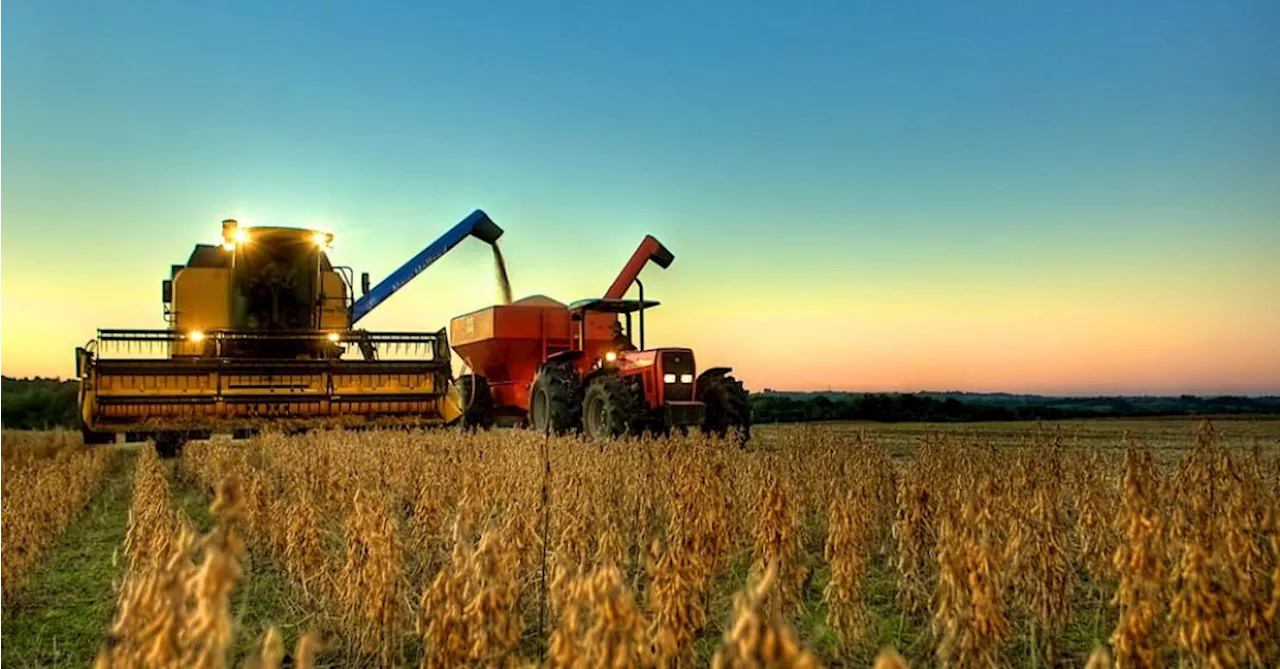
[1,429,112,599]
[60,420,1276,668]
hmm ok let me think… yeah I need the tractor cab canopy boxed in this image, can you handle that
[568,298,660,318]
[569,298,659,352]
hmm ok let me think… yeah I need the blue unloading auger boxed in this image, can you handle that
[349,209,505,325]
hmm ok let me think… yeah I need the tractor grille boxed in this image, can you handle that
[664,401,705,427]
[661,351,695,402]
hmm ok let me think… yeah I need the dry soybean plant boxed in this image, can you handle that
[823,437,894,653]
[932,473,1012,668]
[1007,439,1074,664]
[1,430,111,599]
[136,421,1280,668]
[711,561,820,669]
[1109,441,1168,669]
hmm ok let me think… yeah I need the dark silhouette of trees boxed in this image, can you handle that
[747,391,1280,424]
[2,377,80,429]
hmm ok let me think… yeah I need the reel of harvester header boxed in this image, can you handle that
[76,210,504,455]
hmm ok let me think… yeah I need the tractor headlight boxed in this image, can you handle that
[605,351,618,362]
[188,330,205,342]
[327,332,341,343]
[680,373,694,384]
[663,373,677,384]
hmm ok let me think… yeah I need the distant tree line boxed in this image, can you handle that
[2,377,80,430]
[748,391,1280,424]
[3,376,1278,430]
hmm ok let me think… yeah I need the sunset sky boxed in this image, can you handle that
[3,1,1278,394]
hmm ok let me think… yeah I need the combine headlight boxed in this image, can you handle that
[680,373,694,384]
[188,330,205,342]
[605,351,618,362]
[663,373,676,384]
[327,332,341,343]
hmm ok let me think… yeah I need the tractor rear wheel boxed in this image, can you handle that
[529,362,581,435]
[582,374,642,440]
[457,374,495,430]
[698,372,751,444]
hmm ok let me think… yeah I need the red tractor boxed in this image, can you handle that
[449,236,750,441]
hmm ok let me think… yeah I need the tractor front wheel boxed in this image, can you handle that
[457,374,495,430]
[582,375,642,440]
[698,372,751,444]
[529,363,581,435]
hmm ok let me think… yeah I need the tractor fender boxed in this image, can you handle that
[696,367,733,384]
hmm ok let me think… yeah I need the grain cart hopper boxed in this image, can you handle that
[77,210,504,454]
[449,235,750,441]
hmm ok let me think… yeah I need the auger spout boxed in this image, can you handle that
[603,235,674,299]
[350,209,504,325]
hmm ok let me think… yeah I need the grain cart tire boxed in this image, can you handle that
[153,431,185,459]
[457,374,495,430]
[529,363,581,435]
[582,374,643,440]
[697,371,751,444]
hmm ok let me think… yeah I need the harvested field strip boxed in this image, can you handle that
[173,456,321,664]
[1,447,136,668]
[95,444,325,668]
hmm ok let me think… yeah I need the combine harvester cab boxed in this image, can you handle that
[77,210,504,455]
[450,235,751,442]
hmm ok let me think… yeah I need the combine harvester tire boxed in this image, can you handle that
[457,374,495,430]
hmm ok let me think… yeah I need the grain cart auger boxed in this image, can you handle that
[449,235,751,442]
[76,210,504,456]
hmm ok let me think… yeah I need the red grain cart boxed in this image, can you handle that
[449,236,750,442]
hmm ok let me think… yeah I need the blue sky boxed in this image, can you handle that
[4,1,1279,393]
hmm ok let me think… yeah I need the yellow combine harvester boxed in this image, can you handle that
[76,210,504,455]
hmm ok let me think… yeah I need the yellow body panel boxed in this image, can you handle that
[319,271,349,331]
[171,267,231,356]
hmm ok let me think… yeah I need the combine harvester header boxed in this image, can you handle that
[76,210,504,455]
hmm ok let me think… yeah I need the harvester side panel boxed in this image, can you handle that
[171,267,232,351]
[319,272,350,330]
